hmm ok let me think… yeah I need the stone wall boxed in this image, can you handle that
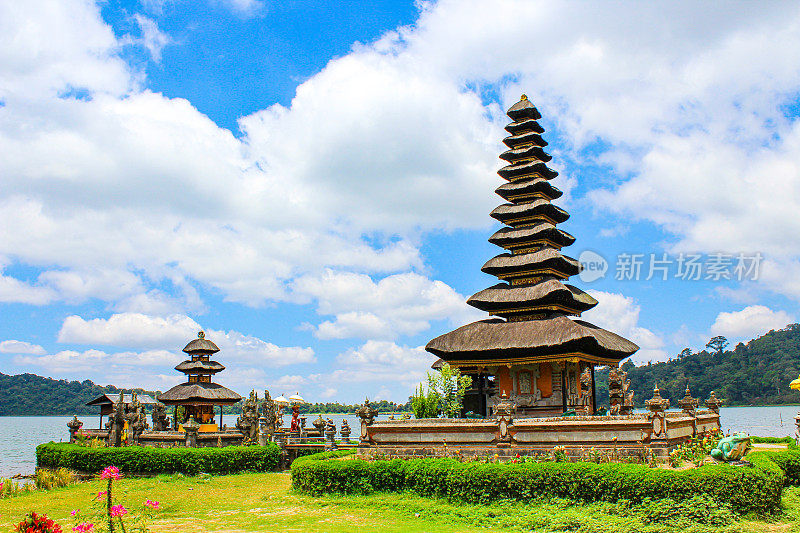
[357,410,720,459]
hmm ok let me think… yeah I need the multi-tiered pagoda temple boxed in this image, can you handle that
[158,331,241,431]
[426,95,638,418]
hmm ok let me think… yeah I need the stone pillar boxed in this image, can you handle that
[183,418,200,447]
[324,418,337,451]
[645,388,670,457]
[67,415,83,443]
[494,392,516,447]
[678,386,699,437]
[705,391,722,415]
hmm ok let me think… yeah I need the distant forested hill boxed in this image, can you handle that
[0,373,160,416]
[595,324,800,407]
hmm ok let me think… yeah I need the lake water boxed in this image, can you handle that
[1,406,797,478]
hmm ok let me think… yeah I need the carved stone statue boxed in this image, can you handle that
[152,403,169,432]
[608,368,634,416]
[579,367,593,414]
[126,393,149,444]
[107,393,126,447]
[67,415,83,443]
[260,390,277,440]
[324,418,337,451]
[355,398,378,443]
[710,433,750,462]
[494,392,517,444]
[340,419,351,440]
[236,389,260,444]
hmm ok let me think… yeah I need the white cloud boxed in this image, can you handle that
[0,269,56,305]
[130,15,170,63]
[710,305,794,340]
[58,313,200,348]
[16,348,181,374]
[293,270,483,340]
[56,312,315,367]
[583,290,667,364]
[5,0,798,315]
[0,340,46,355]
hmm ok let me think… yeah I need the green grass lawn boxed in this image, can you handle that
[1,472,799,533]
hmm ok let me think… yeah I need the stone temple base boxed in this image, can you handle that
[356,410,720,460]
[74,429,245,447]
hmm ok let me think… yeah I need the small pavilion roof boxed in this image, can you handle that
[498,160,558,181]
[495,179,562,202]
[467,280,598,315]
[490,200,569,226]
[158,382,242,405]
[488,223,575,250]
[499,145,552,164]
[506,95,542,121]
[175,360,226,374]
[505,119,544,135]
[86,393,158,407]
[502,131,547,149]
[482,249,581,280]
[426,317,639,362]
[183,331,220,355]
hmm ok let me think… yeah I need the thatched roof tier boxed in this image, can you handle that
[506,95,542,121]
[482,248,581,280]
[503,131,547,149]
[498,160,558,181]
[488,223,575,251]
[490,200,569,227]
[425,317,639,363]
[505,119,544,135]
[158,382,242,405]
[495,179,562,202]
[499,145,552,164]
[467,281,598,316]
[183,332,220,355]
[175,360,225,374]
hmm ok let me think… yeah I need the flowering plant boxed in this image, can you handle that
[14,511,63,532]
[70,465,160,533]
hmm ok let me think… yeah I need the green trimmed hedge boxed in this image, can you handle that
[36,443,280,475]
[291,449,795,514]
[751,436,795,444]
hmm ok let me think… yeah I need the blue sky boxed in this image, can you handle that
[1,0,799,403]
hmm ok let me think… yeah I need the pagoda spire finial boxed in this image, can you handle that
[520,94,528,101]
[198,331,205,339]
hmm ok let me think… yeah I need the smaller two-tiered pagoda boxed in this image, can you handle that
[158,331,241,431]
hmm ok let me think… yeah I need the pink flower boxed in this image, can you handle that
[72,523,94,532]
[95,491,107,499]
[145,499,160,510]
[99,466,121,480]
[110,505,128,517]
[70,509,79,517]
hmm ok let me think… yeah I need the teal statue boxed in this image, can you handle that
[710,433,750,462]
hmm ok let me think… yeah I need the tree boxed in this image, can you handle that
[427,364,472,418]
[678,348,692,359]
[410,383,440,419]
[706,336,729,355]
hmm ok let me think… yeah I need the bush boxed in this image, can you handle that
[291,449,794,514]
[36,442,281,475]
[751,436,794,444]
